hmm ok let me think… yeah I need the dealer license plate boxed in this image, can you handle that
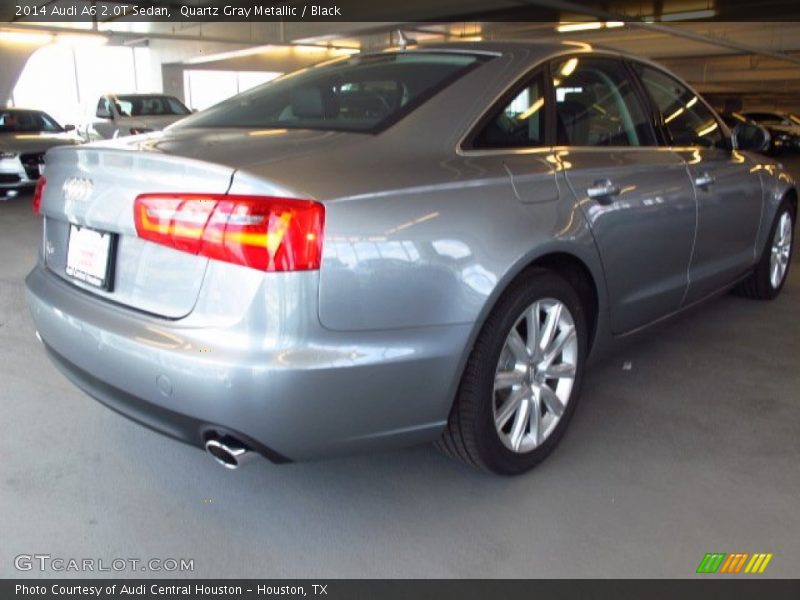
[65,224,113,290]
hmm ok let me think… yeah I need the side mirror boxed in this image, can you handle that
[732,122,771,154]
[63,124,76,132]
[96,106,113,119]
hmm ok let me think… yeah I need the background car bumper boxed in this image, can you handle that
[25,264,472,461]
[0,164,37,194]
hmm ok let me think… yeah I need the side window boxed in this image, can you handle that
[552,57,654,147]
[472,72,546,148]
[634,64,725,149]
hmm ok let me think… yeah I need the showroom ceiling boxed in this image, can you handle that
[3,0,800,109]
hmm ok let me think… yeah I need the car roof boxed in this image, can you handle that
[409,39,616,58]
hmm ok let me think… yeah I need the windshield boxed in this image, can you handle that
[0,109,63,133]
[114,95,191,117]
[174,52,485,133]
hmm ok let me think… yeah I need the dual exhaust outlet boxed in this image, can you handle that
[204,435,256,470]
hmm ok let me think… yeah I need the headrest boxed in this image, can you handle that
[292,88,324,118]
[291,87,339,119]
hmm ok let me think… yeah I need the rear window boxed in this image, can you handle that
[115,95,191,117]
[173,52,485,133]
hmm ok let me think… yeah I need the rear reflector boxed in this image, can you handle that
[32,176,46,215]
[134,193,324,272]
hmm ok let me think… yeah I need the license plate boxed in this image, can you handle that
[66,224,114,290]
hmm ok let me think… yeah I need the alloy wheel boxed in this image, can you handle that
[770,211,793,289]
[492,298,578,454]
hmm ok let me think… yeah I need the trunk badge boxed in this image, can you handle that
[62,177,94,203]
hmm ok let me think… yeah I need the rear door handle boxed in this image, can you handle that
[694,172,715,188]
[586,179,621,203]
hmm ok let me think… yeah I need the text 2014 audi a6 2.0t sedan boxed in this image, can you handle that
[26,42,796,474]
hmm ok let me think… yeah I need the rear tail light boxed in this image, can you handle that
[134,193,325,272]
[32,176,46,215]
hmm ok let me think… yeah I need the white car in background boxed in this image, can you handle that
[0,108,81,199]
[83,93,192,141]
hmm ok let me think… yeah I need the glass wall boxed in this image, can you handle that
[183,70,282,111]
[12,44,154,127]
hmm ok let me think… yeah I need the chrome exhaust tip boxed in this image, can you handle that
[204,436,255,470]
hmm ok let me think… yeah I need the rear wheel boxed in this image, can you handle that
[735,199,795,300]
[436,269,588,475]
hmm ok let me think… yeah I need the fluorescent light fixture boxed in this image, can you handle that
[559,58,579,77]
[55,34,107,47]
[661,9,717,21]
[556,22,604,33]
[664,107,685,124]
[686,96,699,108]
[517,97,545,121]
[0,30,53,45]
[183,44,358,65]
[556,21,625,33]
[697,122,719,137]
[184,46,276,64]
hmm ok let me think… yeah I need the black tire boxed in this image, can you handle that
[436,269,588,475]
[735,199,795,300]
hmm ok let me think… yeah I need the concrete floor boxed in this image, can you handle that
[1,161,799,579]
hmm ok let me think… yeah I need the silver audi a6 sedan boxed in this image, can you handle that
[26,42,796,474]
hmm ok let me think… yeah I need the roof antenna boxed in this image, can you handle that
[394,30,416,49]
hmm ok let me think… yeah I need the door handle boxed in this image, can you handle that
[694,172,715,188]
[586,179,621,203]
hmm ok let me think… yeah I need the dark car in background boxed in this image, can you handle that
[0,108,81,199]
[742,110,800,153]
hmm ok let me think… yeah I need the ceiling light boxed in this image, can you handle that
[556,22,604,33]
[0,30,53,45]
[517,98,545,121]
[660,9,717,21]
[559,58,579,77]
[55,34,107,47]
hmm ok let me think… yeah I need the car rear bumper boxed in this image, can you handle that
[26,264,471,462]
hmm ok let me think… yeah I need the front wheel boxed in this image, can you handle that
[436,269,588,475]
[735,199,795,300]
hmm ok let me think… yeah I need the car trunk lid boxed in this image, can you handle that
[40,145,235,318]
